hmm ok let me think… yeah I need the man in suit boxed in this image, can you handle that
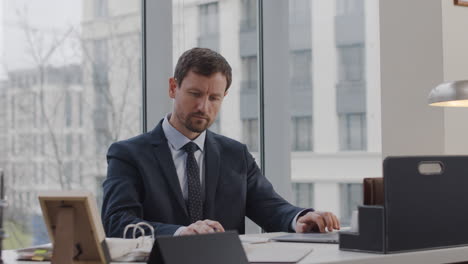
[102,48,340,237]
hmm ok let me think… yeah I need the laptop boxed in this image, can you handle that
[147,231,249,264]
[271,231,340,244]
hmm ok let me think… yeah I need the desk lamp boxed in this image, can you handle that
[428,80,468,107]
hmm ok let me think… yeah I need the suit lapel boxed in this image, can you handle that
[203,131,221,219]
[150,122,189,219]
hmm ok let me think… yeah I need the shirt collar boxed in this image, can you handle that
[162,113,205,152]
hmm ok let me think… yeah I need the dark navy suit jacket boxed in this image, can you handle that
[101,120,304,237]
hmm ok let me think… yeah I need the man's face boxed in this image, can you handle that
[169,70,228,139]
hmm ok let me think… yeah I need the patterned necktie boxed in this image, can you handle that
[182,142,203,223]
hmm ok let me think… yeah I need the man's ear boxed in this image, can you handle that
[169,77,177,99]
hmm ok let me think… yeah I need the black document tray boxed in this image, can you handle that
[340,156,468,253]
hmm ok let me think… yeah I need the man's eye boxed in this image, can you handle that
[190,92,201,97]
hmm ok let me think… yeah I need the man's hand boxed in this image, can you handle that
[295,211,340,233]
[180,219,225,235]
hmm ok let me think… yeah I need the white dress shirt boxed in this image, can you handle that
[162,114,205,201]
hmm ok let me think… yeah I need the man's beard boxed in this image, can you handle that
[184,112,211,133]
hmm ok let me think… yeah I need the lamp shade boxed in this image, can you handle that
[428,80,468,107]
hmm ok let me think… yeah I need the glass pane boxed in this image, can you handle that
[173,0,259,232]
[289,0,381,226]
[1,0,142,248]
[340,183,363,226]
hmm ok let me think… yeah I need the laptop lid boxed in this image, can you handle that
[147,231,249,264]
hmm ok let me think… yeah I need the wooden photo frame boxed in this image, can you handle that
[454,0,468,7]
[39,191,110,264]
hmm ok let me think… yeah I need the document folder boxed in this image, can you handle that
[340,156,468,253]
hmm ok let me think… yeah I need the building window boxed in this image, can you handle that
[79,134,84,155]
[78,92,83,127]
[336,0,364,16]
[291,116,312,151]
[66,134,73,156]
[337,45,364,82]
[199,3,219,37]
[11,95,15,129]
[340,183,363,226]
[292,182,314,208]
[65,91,72,127]
[94,0,108,18]
[242,118,258,152]
[240,0,256,31]
[93,39,109,87]
[63,161,73,186]
[339,113,366,151]
[290,50,312,89]
[0,93,7,131]
[241,56,257,90]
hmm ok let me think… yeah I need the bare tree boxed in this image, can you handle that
[17,7,76,190]
[3,4,142,247]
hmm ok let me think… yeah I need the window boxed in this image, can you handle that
[290,50,312,89]
[340,183,363,225]
[11,95,15,129]
[199,3,219,37]
[155,0,380,236]
[292,182,314,208]
[242,119,258,152]
[173,0,259,161]
[286,0,379,220]
[65,91,73,127]
[92,39,109,87]
[78,92,83,126]
[339,113,367,151]
[2,0,142,248]
[291,116,312,151]
[241,56,258,89]
[240,0,256,31]
[338,45,364,82]
[94,0,108,18]
[336,0,364,16]
[0,92,7,131]
[66,134,73,155]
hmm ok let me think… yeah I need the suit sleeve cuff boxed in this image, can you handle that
[291,208,315,232]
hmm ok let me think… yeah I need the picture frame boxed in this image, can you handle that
[39,191,110,264]
[454,0,468,7]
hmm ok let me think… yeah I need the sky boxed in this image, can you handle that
[1,0,82,80]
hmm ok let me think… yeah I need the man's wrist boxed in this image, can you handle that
[291,208,315,231]
[173,226,186,236]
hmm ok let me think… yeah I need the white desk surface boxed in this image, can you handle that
[4,232,468,264]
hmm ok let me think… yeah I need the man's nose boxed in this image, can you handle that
[196,97,209,112]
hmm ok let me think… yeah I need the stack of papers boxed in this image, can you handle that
[16,243,53,261]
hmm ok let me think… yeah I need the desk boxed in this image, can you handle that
[2,250,145,264]
[245,233,468,264]
[4,233,468,264]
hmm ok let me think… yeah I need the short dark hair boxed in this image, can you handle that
[174,48,232,91]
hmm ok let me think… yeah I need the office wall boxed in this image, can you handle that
[442,1,468,154]
[379,0,445,157]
